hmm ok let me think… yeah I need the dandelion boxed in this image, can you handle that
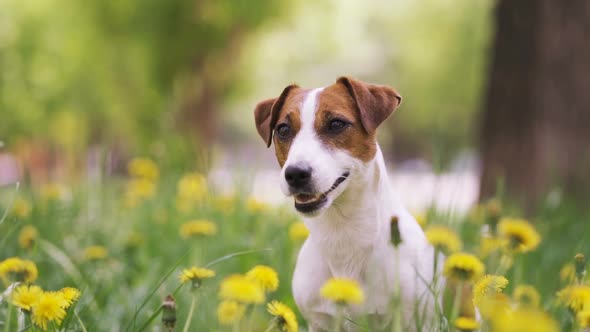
[39,183,68,201]
[556,284,590,312]
[578,310,590,328]
[31,291,68,330]
[219,274,265,304]
[473,275,509,307]
[320,278,364,305]
[128,157,159,181]
[246,265,279,292]
[513,285,541,307]
[497,218,541,253]
[59,287,81,308]
[425,225,463,254]
[180,220,217,238]
[217,300,245,325]
[289,222,309,242]
[124,232,145,248]
[126,178,156,202]
[492,308,559,332]
[246,197,269,214]
[413,212,427,228]
[575,253,586,283]
[212,195,236,213]
[561,263,576,284]
[179,267,215,288]
[454,316,479,332]
[443,253,485,283]
[83,245,108,261]
[12,197,31,218]
[19,225,39,249]
[478,235,502,258]
[0,257,38,283]
[267,300,298,332]
[12,284,43,311]
[478,293,511,320]
[176,172,208,212]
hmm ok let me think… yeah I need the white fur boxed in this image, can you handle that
[283,89,442,331]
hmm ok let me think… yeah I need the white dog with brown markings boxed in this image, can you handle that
[254,77,441,331]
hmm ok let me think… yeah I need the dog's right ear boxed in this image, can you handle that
[254,84,299,147]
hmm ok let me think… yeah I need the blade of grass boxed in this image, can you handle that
[125,250,191,332]
[0,182,19,227]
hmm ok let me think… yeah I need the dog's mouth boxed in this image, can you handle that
[294,172,350,213]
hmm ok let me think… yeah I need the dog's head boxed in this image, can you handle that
[254,77,401,217]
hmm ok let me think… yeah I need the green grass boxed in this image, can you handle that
[0,169,589,331]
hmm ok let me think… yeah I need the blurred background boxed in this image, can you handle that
[1,0,589,211]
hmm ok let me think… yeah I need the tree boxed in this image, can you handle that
[479,0,590,208]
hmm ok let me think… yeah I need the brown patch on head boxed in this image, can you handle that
[272,90,307,166]
[315,84,377,162]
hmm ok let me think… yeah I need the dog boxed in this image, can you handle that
[254,77,440,331]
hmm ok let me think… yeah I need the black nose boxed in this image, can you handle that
[285,165,312,188]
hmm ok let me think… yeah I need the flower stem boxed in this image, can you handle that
[334,305,344,332]
[262,319,276,332]
[181,292,198,332]
[450,281,464,324]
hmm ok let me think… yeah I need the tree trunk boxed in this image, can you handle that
[480,0,590,209]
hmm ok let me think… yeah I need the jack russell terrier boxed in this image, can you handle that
[254,77,440,331]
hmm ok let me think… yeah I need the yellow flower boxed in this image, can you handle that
[12,284,43,311]
[212,195,236,214]
[219,275,265,304]
[425,225,463,254]
[125,178,156,203]
[39,183,68,201]
[31,291,68,330]
[267,300,298,332]
[124,232,145,248]
[246,197,269,214]
[478,293,511,320]
[289,222,309,242]
[19,225,39,249]
[12,197,31,218]
[83,245,108,261]
[413,213,427,228]
[179,267,216,288]
[578,310,590,328]
[180,220,217,238]
[443,253,485,283]
[59,287,81,308]
[513,285,541,307]
[454,316,479,331]
[246,265,279,292]
[497,218,541,253]
[557,285,590,312]
[479,235,502,258]
[217,300,246,325]
[0,257,38,283]
[560,263,576,284]
[320,278,364,305]
[128,157,159,181]
[473,275,509,307]
[176,173,208,212]
[492,308,559,332]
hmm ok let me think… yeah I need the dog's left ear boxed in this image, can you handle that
[254,84,299,147]
[337,76,402,133]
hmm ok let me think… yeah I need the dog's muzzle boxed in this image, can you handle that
[293,172,350,213]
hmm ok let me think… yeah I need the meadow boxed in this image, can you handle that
[1,157,589,332]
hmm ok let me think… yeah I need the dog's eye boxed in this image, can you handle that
[276,124,291,138]
[328,119,348,132]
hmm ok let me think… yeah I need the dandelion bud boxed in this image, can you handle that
[161,295,176,331]
[575,253,586,284]
[390,216,402,247]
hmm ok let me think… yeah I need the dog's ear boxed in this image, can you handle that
[337,76,402,133]
[254,84,299,147]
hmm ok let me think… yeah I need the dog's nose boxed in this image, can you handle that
[285,165,312,188]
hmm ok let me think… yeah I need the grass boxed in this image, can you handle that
[0,159,589,331]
